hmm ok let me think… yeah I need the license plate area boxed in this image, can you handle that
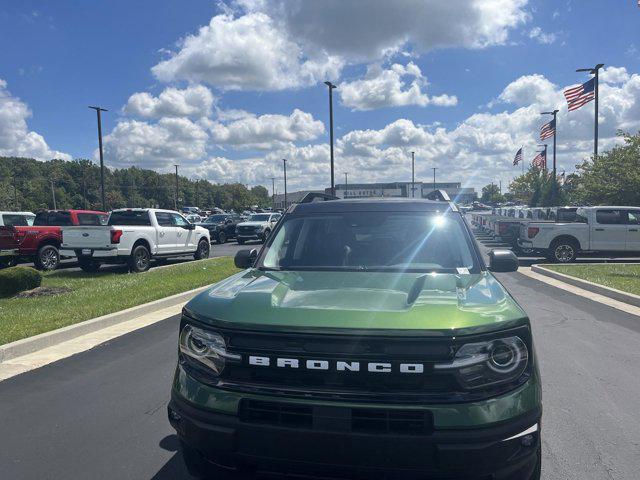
[82,249,92,256]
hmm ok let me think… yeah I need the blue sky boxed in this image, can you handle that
[1,0,640,192]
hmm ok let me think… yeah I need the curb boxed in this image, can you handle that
[0,284,211,362]
[531,264,640,308]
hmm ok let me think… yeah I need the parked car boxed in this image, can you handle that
[0,211,36,227]
[518,206,640,262]
[168,197,541,479]
[61,208,210,273]
[235,212,281,244]
[200,214,242,244]
[0,209,108,271]
[185,214,202,224]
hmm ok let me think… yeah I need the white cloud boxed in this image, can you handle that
[240,0,530,61]
[497,74,560,107]
[339,62,457,111]
[102,118,209,168]
[124,85,215,119]
[0,79,70,161]
[151,13,342,91]
[209,108,324,149]
[528,27,556,45]
[152,1,529,91]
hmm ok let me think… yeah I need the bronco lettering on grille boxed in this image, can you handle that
[248,356,424,374]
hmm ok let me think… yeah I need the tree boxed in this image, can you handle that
[570,131,640,205]
[0,156,272,212]
[481,183,504,204]
[508,166,564,207]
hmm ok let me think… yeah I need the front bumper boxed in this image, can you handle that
[169,373,542,479]
[237,232,264,240]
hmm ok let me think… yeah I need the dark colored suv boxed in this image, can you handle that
[200,214,242,244]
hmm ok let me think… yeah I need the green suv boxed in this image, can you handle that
[168,197,542,479]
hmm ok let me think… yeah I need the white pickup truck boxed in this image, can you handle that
[518,206,640,262]
[61,208,210,272]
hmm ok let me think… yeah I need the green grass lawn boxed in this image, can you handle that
[545,263,640,296]
[0,258,240,345]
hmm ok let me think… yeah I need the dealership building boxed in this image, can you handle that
[327,182,477,204]
[272,182,477,209]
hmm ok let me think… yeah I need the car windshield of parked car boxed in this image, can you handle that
[261,211,478,273]
[204,215,227,223]
[250,214,271,222]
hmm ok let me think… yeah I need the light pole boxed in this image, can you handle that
[283,159,288,209]
[411,151,415,198]
[174,164,179,210]
[324,81,337,196]
[12,158,18,209]
[576,63,604,157]
[50,179,57,210]
[542,109,559,201]
[431,167,438,192]
[270,177,276,210]
[344,172,348,198]
[89,106,107,211]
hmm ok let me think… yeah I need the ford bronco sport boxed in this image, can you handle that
[168,196,541,479]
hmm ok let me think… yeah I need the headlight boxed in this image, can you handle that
[179,325,240,376]
[434,336,528,389]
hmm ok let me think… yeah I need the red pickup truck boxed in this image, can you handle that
[0,210,108,270]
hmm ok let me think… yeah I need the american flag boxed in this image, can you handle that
[564,78,595,111]
[513,147,523,165]
[540,119,555,140]
[532,150,546,169]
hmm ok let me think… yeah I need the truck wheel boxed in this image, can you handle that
[194,239,210,260]
[128,245,151,273]
[217,232,227,244]
[35,245,60,271]
[78,258,101,273]
[179,440,240,480]
[548,239,578,263]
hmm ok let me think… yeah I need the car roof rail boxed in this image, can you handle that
[424,189,451,202]
[299,192,340,203]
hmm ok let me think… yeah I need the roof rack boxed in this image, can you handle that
[424,189,451,202]
[298,192,340,203]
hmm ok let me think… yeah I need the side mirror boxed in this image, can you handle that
[185,223,196,230]
[234,249,257,269]
[488,249,519,273]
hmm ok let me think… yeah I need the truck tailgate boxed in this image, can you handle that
[0,226,19,250]
[62,226,112,249]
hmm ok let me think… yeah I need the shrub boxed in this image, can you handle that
[0,266,42,297]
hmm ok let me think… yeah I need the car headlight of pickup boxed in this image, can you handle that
[434,336,528,389]
[179,325,240,376]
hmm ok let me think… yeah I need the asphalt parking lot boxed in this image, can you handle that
[1,233,640,479]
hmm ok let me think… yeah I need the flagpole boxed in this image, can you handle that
[576,63,604,158]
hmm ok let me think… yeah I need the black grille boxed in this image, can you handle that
[180,316,533,403]
[218,329,459,401]
[239,399,433,435]
[238,226,257,234]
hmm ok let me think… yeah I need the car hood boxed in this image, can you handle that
[237,221,267,227]
[185,270,527,335]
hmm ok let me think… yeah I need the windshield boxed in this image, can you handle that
[249,214,271,222]
[204,215,227,223]
[260,212,478,273]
